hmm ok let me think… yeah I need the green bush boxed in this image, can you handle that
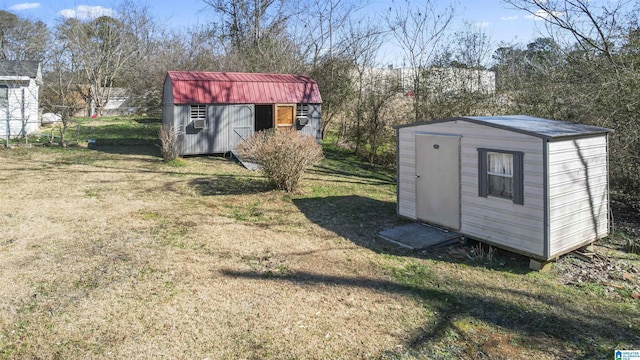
[237,129,324,192]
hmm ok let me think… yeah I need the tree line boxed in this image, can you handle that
[1,0,640,204]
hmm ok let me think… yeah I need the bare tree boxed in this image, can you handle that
[56,1,148,116]
[308,55,354,138]
[385,0,455,121]
[452,21,493,70]
[294,0,363,66]
[501,0,640,206]
[504,0,628,60]
[0,10,48,61]
[341,20,385,153]
[41,40,85,146]
[297,0,364,138]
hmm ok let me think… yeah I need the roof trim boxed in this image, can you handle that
[394,115,613,140]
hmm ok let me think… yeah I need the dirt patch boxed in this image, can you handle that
[555,251,640,298]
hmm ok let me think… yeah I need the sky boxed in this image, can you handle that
[0,0,552,65]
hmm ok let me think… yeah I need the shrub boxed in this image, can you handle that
[158,125,181,161]
[237,129,324,192]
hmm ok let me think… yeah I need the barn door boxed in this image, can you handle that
[275,104,295,130]
[415,133,461,230]
[229,105,254,149]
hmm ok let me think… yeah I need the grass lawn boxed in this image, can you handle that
[0,117,638,359]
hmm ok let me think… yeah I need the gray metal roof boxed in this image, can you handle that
[0,60,41,78]
[396,115,613,140]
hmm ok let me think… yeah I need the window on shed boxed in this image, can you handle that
[478,148,524,204]
[276,104,295,129]
[296,104,309,117]
[190,104,206,129]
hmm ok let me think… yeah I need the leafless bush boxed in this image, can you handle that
[158,125,180,161]
[237,129,324,192]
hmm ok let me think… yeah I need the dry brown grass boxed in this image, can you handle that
[0,137,638,359]
[0,146,415,358]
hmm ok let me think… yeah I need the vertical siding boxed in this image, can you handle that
[180,104,256,155]
[548,136,609,257]
[175,105,190,155]
[398,120,545,257]
[0,80,39,138]
[299,104,322,141]
[161,78,174,129]
[228,104,254,150]
[209,105,229,153]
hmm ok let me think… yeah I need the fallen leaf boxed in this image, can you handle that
[632,293,640,300]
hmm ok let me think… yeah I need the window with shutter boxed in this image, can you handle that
[478,148,524,204]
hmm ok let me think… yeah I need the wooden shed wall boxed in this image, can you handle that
[0,80,39,138]
[398,120,546,257]
[548,136,609,257]
[298,104,321,141]
[161,78,174,128]
[174,104,255,155]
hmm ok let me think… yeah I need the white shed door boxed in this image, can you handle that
[415,133,461,230]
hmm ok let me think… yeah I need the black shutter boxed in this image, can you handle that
[478,149,487,197]
[513,152,524,205]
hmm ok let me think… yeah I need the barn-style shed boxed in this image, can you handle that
[0,60,42,141]
[162,71,322,155]
[396,115,613,261]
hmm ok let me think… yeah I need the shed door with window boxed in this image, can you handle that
[275,104,295,130]
[415,133,461,230]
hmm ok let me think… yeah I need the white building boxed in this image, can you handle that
[355,66,496,95]
[0,60,42,141]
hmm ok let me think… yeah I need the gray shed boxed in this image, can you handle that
[396,115,613,261]
[0,60,42,140]
[162,71,322,156]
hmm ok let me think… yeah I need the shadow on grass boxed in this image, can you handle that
[292,195,400,249]
[309,145,396,185]
[292,195,531,272]
[189,175,273,195]
[134,117,162,124]
[89,144,162,157]
[78,119,162,154]
[220,268,640,359]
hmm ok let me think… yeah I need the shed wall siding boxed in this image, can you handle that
[398,120,545,256]
[0,80,39,138]
[161,79,174,129]
[176,104,255,155]
[298,104,321,140]
[548,136,609,257]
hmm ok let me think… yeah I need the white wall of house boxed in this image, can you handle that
[0,78,39,139]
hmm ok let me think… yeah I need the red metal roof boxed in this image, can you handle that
[167,71,322,104]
